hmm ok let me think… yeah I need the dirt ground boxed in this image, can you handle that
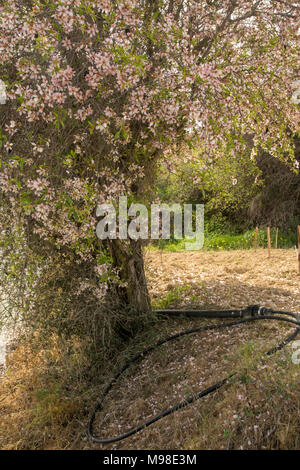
[84,248,300,450]
[145,248,300,313]
[1,249,299,450]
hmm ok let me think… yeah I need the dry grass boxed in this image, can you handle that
[0,248,299,450]
[145,248,300,313]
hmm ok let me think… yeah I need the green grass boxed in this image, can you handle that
[150,227,297,252]
[152,285,192,309]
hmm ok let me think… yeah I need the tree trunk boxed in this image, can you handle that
[107,238,151,314]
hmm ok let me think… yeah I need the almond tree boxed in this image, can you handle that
[0,1,299,333]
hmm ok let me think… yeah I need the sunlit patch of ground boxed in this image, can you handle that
[145,248,300,313]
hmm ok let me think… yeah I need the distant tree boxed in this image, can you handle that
[248,135,300,228]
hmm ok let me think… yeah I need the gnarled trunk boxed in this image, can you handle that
[108,239,151,314]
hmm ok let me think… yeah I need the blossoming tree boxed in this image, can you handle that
[0,1,299,335]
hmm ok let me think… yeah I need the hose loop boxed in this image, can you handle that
[88,305,300,444]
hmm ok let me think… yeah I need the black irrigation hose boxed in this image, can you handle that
[88,306,300,444]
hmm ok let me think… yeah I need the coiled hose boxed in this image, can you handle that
[88,305,300,444]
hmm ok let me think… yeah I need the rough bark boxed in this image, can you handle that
[108,238,151,314]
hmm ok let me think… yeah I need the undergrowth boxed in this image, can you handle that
[151,227,297,252]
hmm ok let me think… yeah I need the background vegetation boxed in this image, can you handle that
[153,135,300,251]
